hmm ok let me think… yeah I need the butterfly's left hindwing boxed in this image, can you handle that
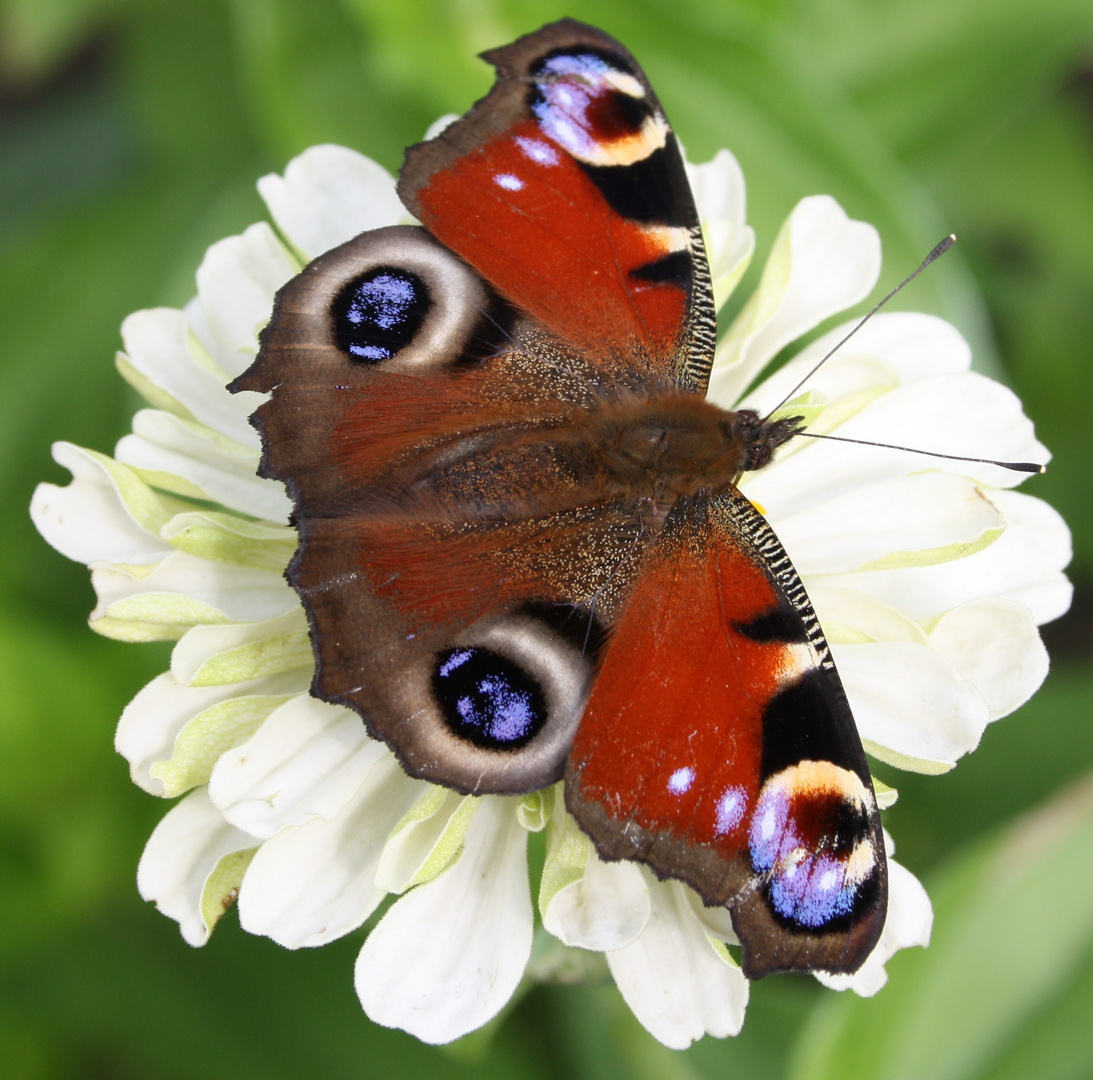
[232,18,887,979]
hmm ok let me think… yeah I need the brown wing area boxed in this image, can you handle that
[398,19,717,388]
[231,225,657,795]
[566,490,888,977]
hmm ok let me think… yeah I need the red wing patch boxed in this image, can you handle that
[399,21,715,381]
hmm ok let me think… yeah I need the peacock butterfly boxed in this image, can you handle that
[230,18,887,979]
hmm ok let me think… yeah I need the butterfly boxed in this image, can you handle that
[230,18,887,979]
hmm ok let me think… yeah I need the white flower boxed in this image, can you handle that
[31,140,1069,1050]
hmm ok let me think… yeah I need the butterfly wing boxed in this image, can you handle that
[399,18,716,389]
[232,223,653,794]
[566,488,887,977]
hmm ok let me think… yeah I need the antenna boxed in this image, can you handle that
[794,431,1045,474]
[765,234,1046,477]
[766,234,955,419]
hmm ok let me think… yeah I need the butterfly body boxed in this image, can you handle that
[233,19,887,979]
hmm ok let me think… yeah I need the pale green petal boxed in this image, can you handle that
[150,692,299,797]
[161,511,295,572]
[90,552,296,641]
[136,787,256,946]
[374,787,465,893]
[116,668,308,794]
[199,847,258,938]
[170,609,311,686]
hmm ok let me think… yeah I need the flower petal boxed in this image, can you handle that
[738,312,973,420]
[116,409,291,523]
[116,669,307,795]
[31,443,175,565]
[374,789,477,894]
[194,223,299,376]
[834,640,990,771]
[821,490,1072,625]
[118,307,258,446]
[238,754,423,947]
[816,855,932,996]
[257,144,404,260]
[686,149,754,309]
[778,472,1004,576]
[708,195,880,407]
[540,799,650,951]
[208,695,385,838]
[136,787,256,946]
[170,609,311,687]
[607,876,748,1049]
[89,550,296,641]
[355,797,532,1044]
[927,599,1049,720]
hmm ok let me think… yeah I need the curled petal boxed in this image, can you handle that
[137,787,255,946]
[209,695,386,838]
[708,195,880,407]
[118,307,258,447]
[835,640,990,772]
[928,599,1049,720]
[31,443,173,566]
[238,754,423,947]
[195,223,299,375]
[355,798,532,1044]
[258,144,404,260]
[607,875,748,1049]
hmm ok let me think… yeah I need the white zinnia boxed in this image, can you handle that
[31,140,1069,1050]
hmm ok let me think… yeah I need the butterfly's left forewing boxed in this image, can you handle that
[566,488,887,977]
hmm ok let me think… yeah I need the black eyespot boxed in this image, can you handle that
[331,266,430,362]
[432,647,548,750]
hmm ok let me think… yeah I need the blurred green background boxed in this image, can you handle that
[3,0,1093,1077]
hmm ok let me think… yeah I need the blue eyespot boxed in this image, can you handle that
[332,267,429,362]
[432,647,547,750]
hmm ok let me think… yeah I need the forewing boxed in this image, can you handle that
[399,19,716,389]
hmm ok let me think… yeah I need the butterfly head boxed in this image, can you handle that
[727,409,805,475]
